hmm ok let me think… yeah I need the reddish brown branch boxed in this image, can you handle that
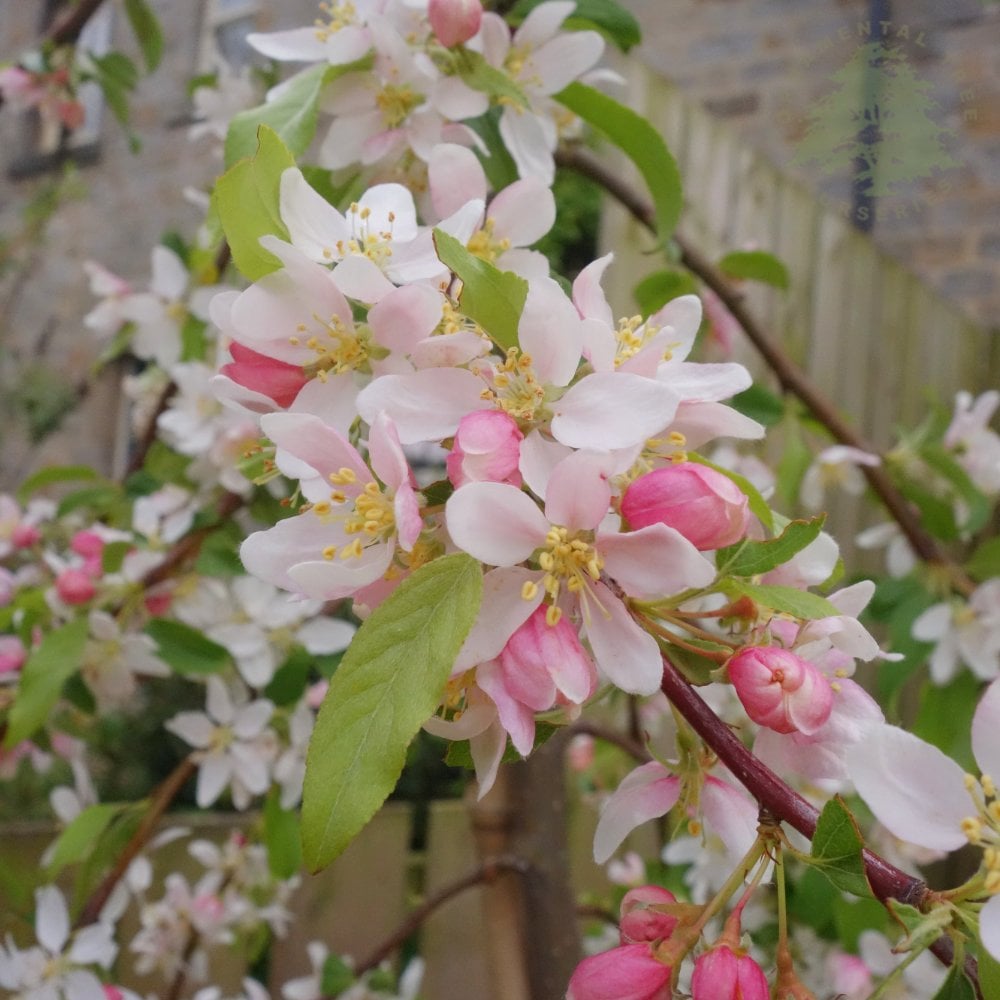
[75,755,196,928]
[555,144,974,597]
[659,655,979,993]
[47,0,110,46]
[349,855,532,981]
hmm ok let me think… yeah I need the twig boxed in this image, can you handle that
[555,144,975,597]
[349,855,532,980]
[659,654,981,995]
[75,755,197,927]
[47,0,110,46]
[124,380,177,477]
[568,719,651,763]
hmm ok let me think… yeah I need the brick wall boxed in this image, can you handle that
[622,0,1000,329]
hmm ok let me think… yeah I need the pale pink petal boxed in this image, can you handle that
[518,430,572,500]
[394,484,422,551]
[318,110,383,169]
[453,567,543,673]
[489,178,555,248]
[653,295,702,357]
[973,680,1000,781]
[661,361,751,402]
[702,777,759,859]
[429,143,488,219]
[572,254,614,326]
[356,369,491,443]
[528,31,604,94]
[552,372,679,450]
[248,27,331,61]
[594,762,681,863]
[150,245,188,301]
[233,701,273,739]
[544,450,613,531]
[35,886,69,954]
[517,277,583,388]
[470,720,508,799]
[230,741,270,794]
[196,754,232,807]
[585,583,664,695]
[432,75,489,120]
[846,725,971,851]
[446,482,549,565]
[280,168,351,262]
[499,108,555,184]
[514,0,574,48]
[287,543,394,600]
[599,524,716,599]
[359,183,418,241]
[368,411,409,492]
[165,712,215,749]
[369,284,443,354]
[332,254,396,302]
[478,658,536,756]
[668,401,764,448]
[980,894,1000,962]
[296,618,356,654]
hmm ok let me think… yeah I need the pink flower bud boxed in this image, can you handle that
[691,946,769,1000]
[428,0,483,48]
[55,567,96,605]
[620,463,749,550]
[568,733,595,772]
[620,886,678,945]
[0,636,26,674]
[104,988,124,1000]
[447,410,523,488]
[71,530,105,559]
[220,342,308,408]
[728,646,832,735]
[144,589,172,616]
[11,523,41,548]
[567,943,671,1000]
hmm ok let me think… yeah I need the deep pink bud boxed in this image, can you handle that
[428,0,483,47]
[71,530,105,559]
[567,943,671,1000]
[619,886,678,945]
[728,646,832,735]
[691,946,769,1000]
[220,342,308,408]
[55,567,96,605]
[447,410,523,488]
[620,463,749,550]
[104,988,124,1000]
[0,636,27,674]
[11,523,41,548]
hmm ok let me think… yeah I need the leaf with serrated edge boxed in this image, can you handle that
[717,516,825,577]
[302,553,482,871]
[433,229,527,350]
[809,797,870,897]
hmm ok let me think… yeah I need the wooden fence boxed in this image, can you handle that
[599,65,998,553]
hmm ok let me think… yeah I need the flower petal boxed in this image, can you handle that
[594,762,681,864]
[446,482,549,566]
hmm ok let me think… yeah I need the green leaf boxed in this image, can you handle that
[663,644,719,685]
[718,250,790,289]
[265,647,313,707]
[123,0,164,71]
[213,125,294,281]
[775,411,812,508]
[556,82,682,241]
[195,521,246,578]
[688,454,774,533]
[321,954,356,995]
[932,965,977,1000]
[4,618,90,748]
[45,803,124,875]
[979,947,1000,1000]
[633,269,698,318]
[717,516,825,577]
[453,49,528,108]
[301,553,482,871]
[72,805,144,914]
[968,537,1000,583]
[913,672,977,772]
[919,443,991,535]
[101,540,132,574]
[264,788,303,879]
[895,476,959,542]
[731,384,784,427]
[56,485,124,519]
[808,797,871,897]
[224,58,372,168]
[464,109,519,190]
[432,229,528,350]
[143,619,231,675]
[87,51,140,149]
[727,582,840,620]
[887,898,954,953]
[509,0,642,52]
[16,464,100,503]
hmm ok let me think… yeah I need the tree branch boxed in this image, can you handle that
[659,654,981,994]
[48,0,110,47]
[348,855,532,982]
[75,755,197,928]
[555,144,975,597]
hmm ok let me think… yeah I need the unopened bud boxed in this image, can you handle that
[55,567,96,605]
[620,885,679,945]
[428,0,483,47]
[567,943,671,1000]
[692,945,768,1000]
[621,463,749,550]
[447,410,523,488]
[0,636,26,674]
[727,646,832,735]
